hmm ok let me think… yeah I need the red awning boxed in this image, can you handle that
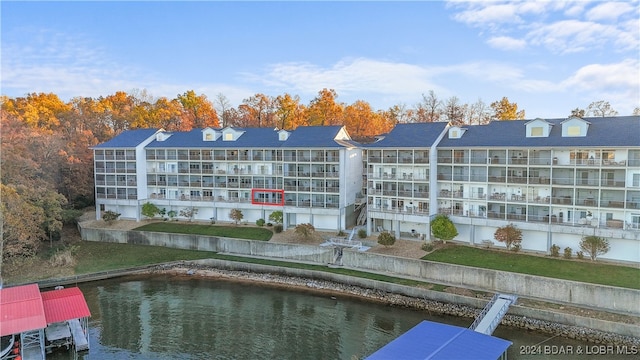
[41,287,91,324]
[0,284,47,336]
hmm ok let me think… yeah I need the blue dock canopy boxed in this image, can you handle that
[366,320,512,360]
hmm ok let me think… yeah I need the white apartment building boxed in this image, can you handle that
[365,116,640,263]
[93,126,363,231]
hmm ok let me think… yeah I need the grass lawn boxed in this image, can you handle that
[133,222,273,241]
[423,245,640,290]
[75,241,215,274]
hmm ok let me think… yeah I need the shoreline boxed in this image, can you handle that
[144,263,640,348]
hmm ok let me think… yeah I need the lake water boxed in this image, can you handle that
[51,275,617,360]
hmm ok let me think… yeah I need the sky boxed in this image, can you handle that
[1,1,639,119]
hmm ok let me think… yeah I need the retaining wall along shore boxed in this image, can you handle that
[78,225,640,339]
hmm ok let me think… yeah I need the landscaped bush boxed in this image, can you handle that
[577,251,585,260]
[102,210,121,224]
[377,231,396,247]
[421,242,434,252]
[266,222,273,227]
[510,243,521,252]
[563,247,572,259]
[256,218,265,226]
[273,224,283,233]
[358,228,367,239]
[550,244,560,257]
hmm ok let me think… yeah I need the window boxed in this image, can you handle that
[633,174,640,187]
[567,126,581,136]
[205,133,213,140]
[451,130,458,138]
[224,133,233,141]
[530,127,543,136]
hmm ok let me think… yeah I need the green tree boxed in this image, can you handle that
[431,214,458,242]
[377,231,396,247]
[579,236,610,261]
[141,202,160,219]
[490,97,525,120]
[268,210,283,224]
[493,224,523,250]
[229,209,244,225]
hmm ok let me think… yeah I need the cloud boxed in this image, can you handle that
[561,59,640,91]
[252,58,444,99]
[586,2,635,21]
[487,36,526,50]
[448,1,639,54]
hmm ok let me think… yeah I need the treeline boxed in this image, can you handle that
[0,87,628,259]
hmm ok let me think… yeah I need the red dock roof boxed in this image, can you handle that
[41,287,91,324]
[0,284,47,336]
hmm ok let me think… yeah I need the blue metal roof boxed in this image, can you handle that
[93,129,159,148]
[366,122,448,148]
[282,125,349,147]
[366,320,512,360]
[438,116,640,148]
[97,126,354,149]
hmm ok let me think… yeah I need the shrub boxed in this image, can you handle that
[141,202,160,219]
[295,223,315,240]
[577,251,585,260]
[268,210,283,224]
[266,222,273,227]
[179,207,198,222]
[494,224,522,250]
[421,242,434,252]
[358,228,367,239]
[430,215,458,242]
[274,224,283,233]
[167,210,177,221]
[256,218,266,226]
[102,210,121,224]
[377,231,396,247]
[229,209,243,225]
[510,243,521,252]
[579,235,610,261]
[550,244,560,257]
[563,247,572,259]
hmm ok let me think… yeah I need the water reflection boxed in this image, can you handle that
[51,275,601,360]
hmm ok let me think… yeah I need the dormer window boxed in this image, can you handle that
[530,127,543,137]
[278,130,290,141]
[561,117,590,137]
[525,118,552,137]
[448,126,465,139]
[224,133,233,141]
[202,128,218,141]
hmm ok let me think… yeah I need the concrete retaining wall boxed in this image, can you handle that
[341,251,640,316]
[79,225,640,316]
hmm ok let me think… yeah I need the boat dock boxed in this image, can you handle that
[0,284,91,360]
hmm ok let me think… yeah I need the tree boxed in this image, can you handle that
[229,209,244,225]
[490,97,525,120]
[493,224,523,250]
[179,207,198,222]
[268,210,283,224]
[570,108,585,118]
[214,93,232,128]
[275,93,305,130]
[579,235,610,260]
[1,184,46,258]
[430,215,458,242]
[633,107,640,116]
[306,88,344,126]
[294,223,315,240]
[377,231,396,247]
[414,90,441,123]
[586,101,618,117]
[177,90,219,128]
[141,202,160,219]
[443,96,465,125]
